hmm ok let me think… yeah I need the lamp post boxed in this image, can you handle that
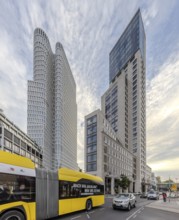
[176,178,178,196]
[168,176,171,202]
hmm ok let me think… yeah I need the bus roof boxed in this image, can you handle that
[0,151,35,169]
[58,167,103,183]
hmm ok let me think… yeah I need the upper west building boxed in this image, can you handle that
[85,9,146,193]
[27,28,78,171]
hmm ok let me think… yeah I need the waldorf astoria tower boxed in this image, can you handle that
[102,9,146,192]
[85,9,146,193]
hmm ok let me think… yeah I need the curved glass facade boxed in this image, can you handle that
[28,28,77,171]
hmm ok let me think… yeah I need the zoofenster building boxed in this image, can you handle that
[102,9,146,192]
[27,28,78,171]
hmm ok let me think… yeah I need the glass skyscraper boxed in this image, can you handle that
[109,9,145,83]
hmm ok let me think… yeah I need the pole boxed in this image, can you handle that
[169,176,171,202]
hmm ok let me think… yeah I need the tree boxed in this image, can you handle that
[163,179,174,184]
[156,176,161,184]
[116,174,131,192]
[78,167,82,172]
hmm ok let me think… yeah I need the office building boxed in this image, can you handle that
[0,109,42,167]
[145,165,152,191]
[27,28,77,170]
[85,109,135,194]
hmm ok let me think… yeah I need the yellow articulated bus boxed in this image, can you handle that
[0,151,104,220]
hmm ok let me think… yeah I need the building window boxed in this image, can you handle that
[87,163,97,172]
[87,115,97,126]
[14,136,20,146]
[87,154,97,162]
[133,59,137,65]
[87,125,97,136]
[87,144,97,153]
[13,145,20,153]
[4,139,12,149]
[4,129,12,141]
[87,135,97,145]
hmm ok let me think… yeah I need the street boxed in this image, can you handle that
[55,197,179,220]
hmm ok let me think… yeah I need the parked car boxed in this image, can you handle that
[147,191,159,200]
[140,192,148,198]
[113,193,136,211]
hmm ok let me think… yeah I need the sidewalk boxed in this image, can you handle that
[146,198,179,214]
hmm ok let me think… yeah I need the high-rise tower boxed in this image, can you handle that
[27,28,77,171]
[101,9,146,192]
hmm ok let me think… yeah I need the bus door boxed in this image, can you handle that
[59,180,72,215]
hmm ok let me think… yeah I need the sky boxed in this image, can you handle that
[0,0,179,181]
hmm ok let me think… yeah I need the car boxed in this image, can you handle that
[113,193,136,211]
[140,192,148,198]
[147,191,159,200]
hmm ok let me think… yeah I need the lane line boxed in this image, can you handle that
[86,213,90,219]
[89,211,95,214]
[126,207,143,220]
[71,216,81,220]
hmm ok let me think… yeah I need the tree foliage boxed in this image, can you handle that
[163,179,174,183]
[78,167,82,172]
[116,174,131,190]
[156,176,161,183]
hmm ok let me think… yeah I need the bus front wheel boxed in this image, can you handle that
[1,210,25,220]
[86,199,92,211]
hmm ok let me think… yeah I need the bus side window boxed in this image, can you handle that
[0,184,10,201]
[59,181,70,198]
[70,187,81,197]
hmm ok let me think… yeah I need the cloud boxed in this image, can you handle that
[0,28,27,131]
[142,0,176,28]
[75,74,100,169]
[147,51,179,178]
[0,0,179,178]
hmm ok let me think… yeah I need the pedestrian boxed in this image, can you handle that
[0,184,10,201]
[162,192,167,202]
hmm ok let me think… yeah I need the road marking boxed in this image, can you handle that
[89,211,95,214]
[133,215,137,218]
[71,216,81,220]
[126,207,143,220]
[86,213,90,219]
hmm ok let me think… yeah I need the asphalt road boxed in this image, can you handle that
[55,197,179,220]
